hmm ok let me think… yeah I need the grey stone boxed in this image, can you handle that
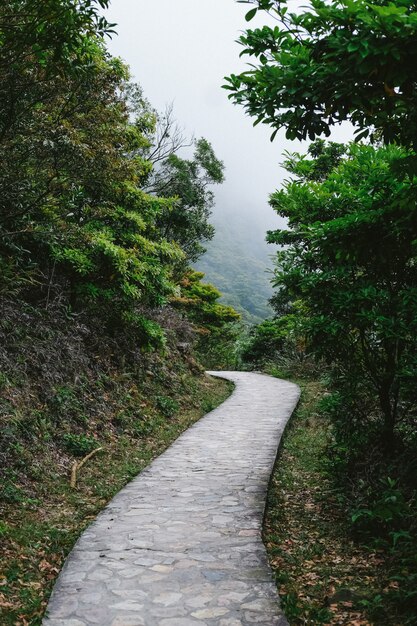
[74,606,110,624]
[110,618,145,626]
[184,594,213,609]
[191,607,230,619]
[153,592,183,607]
[158,617,201,626]
[202,570,227,582]
[109,601,145,611]
[242,599,275,611]
[51,621,86,626]
[43,372,299,626]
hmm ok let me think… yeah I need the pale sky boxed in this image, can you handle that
[105,0,353,230]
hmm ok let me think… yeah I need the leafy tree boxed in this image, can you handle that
[282,139,346,182]
[0,0,114,142]
[268,141,417,444]
[173,271,241,367]
[124,92,225,271]
[226,0,417,146]
[0,3,183,346]
[147,138,225,268]
[174,270,240,332]
[0,1,227,351]
[240,315,301,365]
[227,3,417,614]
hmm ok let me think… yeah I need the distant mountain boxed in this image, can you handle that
[195,208,277,324]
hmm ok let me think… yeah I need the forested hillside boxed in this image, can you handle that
[0,2,239,622]
[196,207,274,323]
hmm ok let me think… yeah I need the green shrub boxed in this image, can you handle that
[131,416,162,437]
[0,479,26,504]
[155,395,179,418]
[62,433,98,457]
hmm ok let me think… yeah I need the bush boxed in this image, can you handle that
[62,433,98,457]
[155,395,179,418]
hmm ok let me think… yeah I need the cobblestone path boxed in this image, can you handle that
[43,371,300,626]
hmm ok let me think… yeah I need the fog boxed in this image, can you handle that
[105,0,353,233]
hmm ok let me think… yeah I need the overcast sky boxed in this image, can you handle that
[105,0,353,231]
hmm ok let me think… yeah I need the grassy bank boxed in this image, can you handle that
[263,374,403,626]
[0,371,232,625]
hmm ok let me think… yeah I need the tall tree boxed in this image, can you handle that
[225,0,417,146]
[268,141,417,444]
[0,1,229,349]
[0,3,183,346]
[124,91,225,269]
[147,137,225,268]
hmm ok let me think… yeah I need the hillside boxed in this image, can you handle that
[196,207,276,324]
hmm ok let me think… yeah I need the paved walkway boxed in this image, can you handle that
[43,371,300,626]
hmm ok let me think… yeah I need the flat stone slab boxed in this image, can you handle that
[43,371,300,626]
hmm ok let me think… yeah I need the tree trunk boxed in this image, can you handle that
[379,386,396,449]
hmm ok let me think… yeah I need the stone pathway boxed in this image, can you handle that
[43,371,300,626]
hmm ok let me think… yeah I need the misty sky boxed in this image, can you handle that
[105,0,353,231]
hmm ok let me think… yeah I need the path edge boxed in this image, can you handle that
[206,370,301,626]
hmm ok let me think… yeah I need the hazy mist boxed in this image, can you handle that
[105,1,347,230]
[104,0,354,319]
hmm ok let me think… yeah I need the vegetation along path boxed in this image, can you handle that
[43,371,300,626]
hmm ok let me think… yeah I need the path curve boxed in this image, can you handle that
[43,371,300,626]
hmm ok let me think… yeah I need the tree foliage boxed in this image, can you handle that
[226,0,417,146]
[240,317,293,364]
[173,271,241,367]
[228,0,417,448]
[0,1,232,348]
[125,95,225,269]
[0,0,114,142]
[0,37,180,333]
[148,137,225,267]
[268,140,417,443]
[174,270,240,332]
[230,2,417,617]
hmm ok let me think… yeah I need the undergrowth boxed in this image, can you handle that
[264,368,416,626]
[0,372,232,625]
[0,297,234,625]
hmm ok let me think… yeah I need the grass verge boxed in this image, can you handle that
[0,373,233,626]
[263,374,400,626]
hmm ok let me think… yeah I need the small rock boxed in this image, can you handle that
[191,607,230,619]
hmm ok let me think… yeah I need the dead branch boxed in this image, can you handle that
[70,447,104,489]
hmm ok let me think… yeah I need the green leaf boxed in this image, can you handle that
[354,129,369,142]
[245,8,258,22]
